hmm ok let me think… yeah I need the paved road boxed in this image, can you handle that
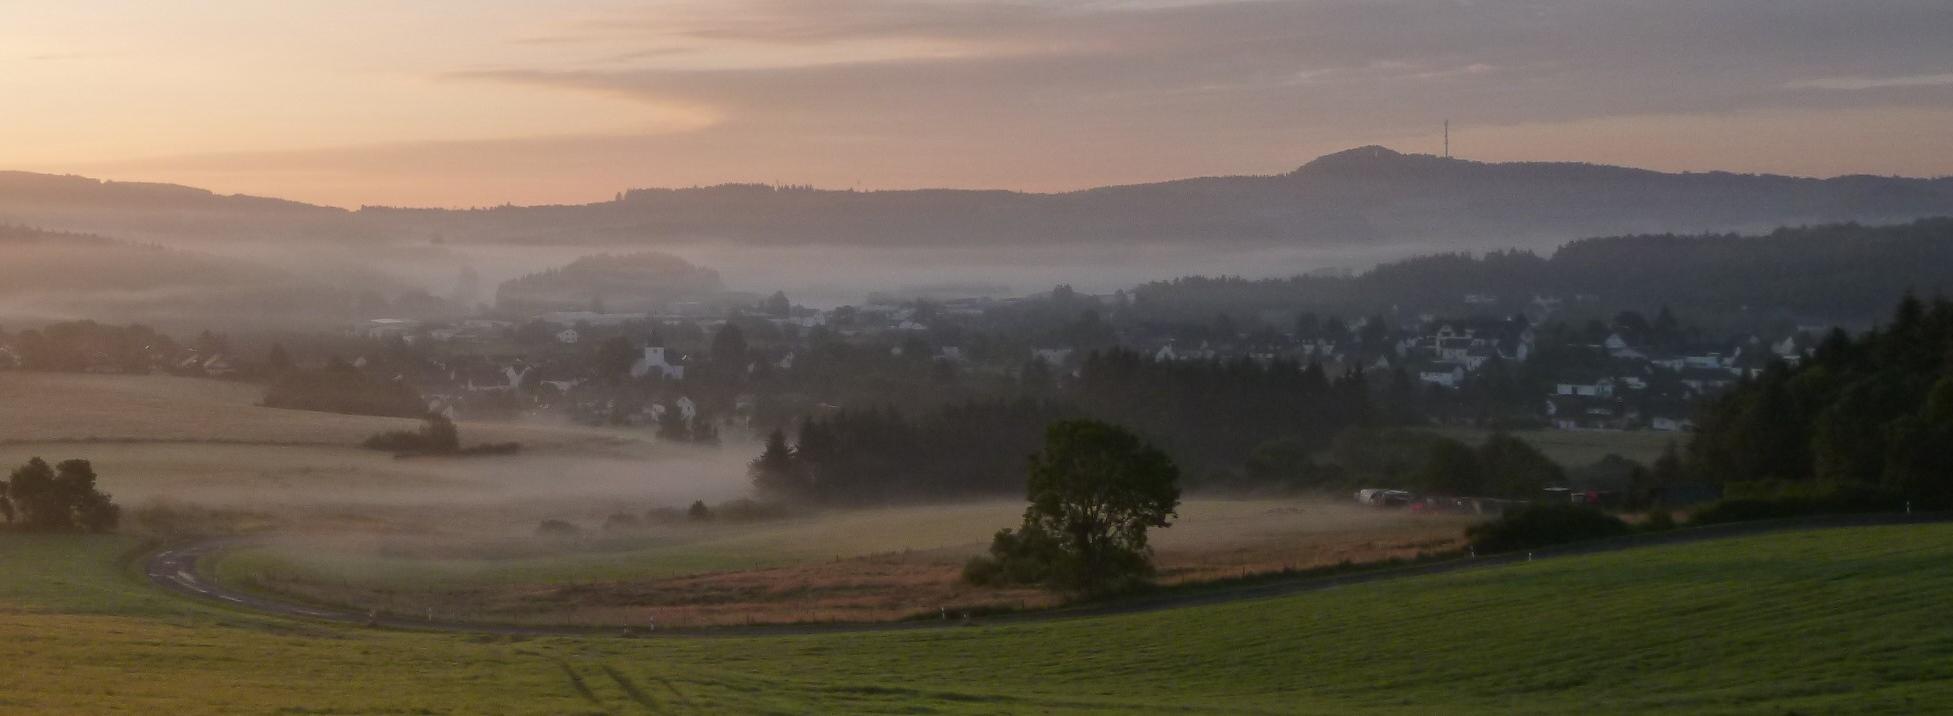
[145,511,1952,638]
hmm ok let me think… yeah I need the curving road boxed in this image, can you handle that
[146,511,1953,638]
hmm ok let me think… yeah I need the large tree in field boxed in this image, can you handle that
[969,420,1181,595]
[4,457,118,533]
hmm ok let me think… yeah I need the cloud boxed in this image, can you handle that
[455,0,1953,137]
[1788,73,1953,91]
[40,0,1953,206]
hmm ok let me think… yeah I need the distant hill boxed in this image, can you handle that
[5,148,1953,248]
[0,171,353,245]
[1130,218,1953,328]
[0,224,459,330]
[495,252,730,314]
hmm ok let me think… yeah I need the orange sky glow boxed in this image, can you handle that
[4,0,1950,208]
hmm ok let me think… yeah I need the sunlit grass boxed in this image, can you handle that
[7,525,1953,712]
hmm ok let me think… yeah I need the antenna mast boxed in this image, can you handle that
[1444,119,1450,159]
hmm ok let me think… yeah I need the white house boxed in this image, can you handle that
[1651,416,1696,432]
[1419,366,1466,389]
[1555,378,1615,398]
[630,346,685,380]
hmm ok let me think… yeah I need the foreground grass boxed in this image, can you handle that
[5,525,1953,713]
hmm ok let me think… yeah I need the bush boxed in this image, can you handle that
[1688,481,1903,526]
[963,525,1065,587]
[1641,510,1677,531]
[363,414,459,454]
[535,519,580,537]
[365,415,519,456]
[1466,503,1630,553]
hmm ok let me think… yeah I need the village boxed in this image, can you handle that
[0,282,1824,439]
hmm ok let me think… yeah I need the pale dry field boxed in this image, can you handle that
[0,371,649,451]
[5,371,1479,628]
[0,372,751,525]
[218,499,1474,627]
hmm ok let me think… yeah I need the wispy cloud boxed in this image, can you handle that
[16,0,1953,207]
[1788,73,1953,91]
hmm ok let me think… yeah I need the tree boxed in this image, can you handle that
[656,404,691,442]
[596,336,638,379]
[761,291,792,317]
[1416,438,1484,496]
[749,429,806,497]
[7,458,62,531]
[60,460,119,533]
[690,413,722,446]
[1477,432,1565,497]
[974,420,1182,595]
[4,457,118,533]
[710,324,749,370]
[687,500,713,521]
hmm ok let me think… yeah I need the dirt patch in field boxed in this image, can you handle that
[230,505,1477,628]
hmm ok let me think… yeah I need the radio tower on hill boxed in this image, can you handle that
[1443,119,1450,159]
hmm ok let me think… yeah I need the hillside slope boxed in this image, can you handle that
[3,523,1949,712]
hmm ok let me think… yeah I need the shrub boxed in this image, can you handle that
[1466,503,1630,553]
[1688,481,1903,526]
[1641,510,1677,531]
[964,524,1066,587]
[364,415,517,456]
[535,519,580,537]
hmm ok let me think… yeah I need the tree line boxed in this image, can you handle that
[1685,293,1953,508]
[1129,219,1953,329]
[749,349,1389,504]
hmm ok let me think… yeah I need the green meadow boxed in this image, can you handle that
[4,524,1952,714]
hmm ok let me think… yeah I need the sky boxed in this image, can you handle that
[4,0,1952,208]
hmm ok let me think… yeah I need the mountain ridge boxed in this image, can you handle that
[4,148,1952,249]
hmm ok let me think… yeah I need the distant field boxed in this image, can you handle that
[1426,426,1677,466]
[214,499,1472,627]
[6,524,1953,713]
[0,371,651,451]
[0,372,749,516]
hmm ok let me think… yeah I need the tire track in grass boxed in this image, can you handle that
[553,658,606,711]
[655,675,697,711]
[598,663,663,713]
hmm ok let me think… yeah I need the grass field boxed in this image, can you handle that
[5,524,1953,713]
[1425,426,1678,466]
